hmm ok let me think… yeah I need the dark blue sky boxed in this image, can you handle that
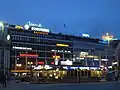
[0,0,120,38]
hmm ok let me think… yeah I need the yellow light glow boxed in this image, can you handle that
[27,62,33,64]
[52,55,60,59]
[16,64,22,67]
[11,70,30,73]
[34,31,48,35]
[56,44,69,47]
[80,55,98,58]
[102,33,113,41]
[15,25,23,29]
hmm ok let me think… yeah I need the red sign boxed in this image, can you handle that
[37,62,44,65]
[20,54,38,57]
[51,62,54,65]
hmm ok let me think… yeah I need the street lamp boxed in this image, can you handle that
[102,33,113,63]
[102,33,113,46]
[0,21,4,32]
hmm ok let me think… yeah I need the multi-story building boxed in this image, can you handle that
[7,22,73,71]
[72,37,114,68]
[110,40,120,67]
[0,21,115,74]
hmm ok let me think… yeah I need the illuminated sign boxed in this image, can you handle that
[11,70,30,73]
[61,60,73,65]
[37,62,44,65]
[31,27,49,32]
[13,46,32,50]
[7,35,10,40]
[99,41,108,44]
[101,59,108,61]
[80,55,98,58]
[51,49,71,53]
[82,33,89,37]
[63,66,99,70]
[56,44,69,47]
[34,65,52,70]
[102,33,113,41]
[34,31,48,35]
[24,22,49,32]
[15,25,24,29]
[51,62,54,65]
[55,58,59,65]
[25,21,42,27]
[52,55,60,59]
[20,54,38,57]
[80,52,88,55]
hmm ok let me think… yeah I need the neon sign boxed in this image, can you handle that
[31,27,49,32]
[24,21,49,32]
[26,21,42,27]
[34,31,48,35]
[52,55,60,59]
[37,62,44,65]
[15,25,23,29]
[56,44,69,47]
[20,54,38,57]
[13,46,32,50]
[82,33,89,37]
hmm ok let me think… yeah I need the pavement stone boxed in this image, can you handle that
[0,81,120,90]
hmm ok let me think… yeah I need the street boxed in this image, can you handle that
[1,81,120,90]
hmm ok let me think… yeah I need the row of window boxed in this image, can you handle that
[9,29,72,41]
[11,35,72,46]
[11,44,72,51]
[9,28,101,44]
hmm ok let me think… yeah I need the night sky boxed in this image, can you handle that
[0,0,120,38]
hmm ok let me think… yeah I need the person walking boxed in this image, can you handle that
[1,74,7,88]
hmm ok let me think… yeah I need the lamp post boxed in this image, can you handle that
[102,33,113,67]
[0,22,5,74]
[28,62,33,82]
[102,33,113,47]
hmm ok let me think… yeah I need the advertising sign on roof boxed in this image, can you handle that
[24,21,49,32]
[26,21,42,27]
[82,33,89,37]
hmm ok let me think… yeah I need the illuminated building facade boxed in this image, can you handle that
[110,40,120,68]
[0,21,115,73]
[7,22,73,71]
[72,37,115,68]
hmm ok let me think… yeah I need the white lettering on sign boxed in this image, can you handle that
[26,22,42,27]
[24,21,50,32]
[31,27,49,32]
[61,60,73,65]
[13,46,32,50]
[82,33,89,37]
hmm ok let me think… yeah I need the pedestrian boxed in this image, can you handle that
[115,70,119,81]
[3,75,6,87]
[1,74,7,88]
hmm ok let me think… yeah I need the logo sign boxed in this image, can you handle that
[24,21,49,32]
[31,27,49,32]
[82,33,89,37]
[24,21,42,29]
[26,21,42,27]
